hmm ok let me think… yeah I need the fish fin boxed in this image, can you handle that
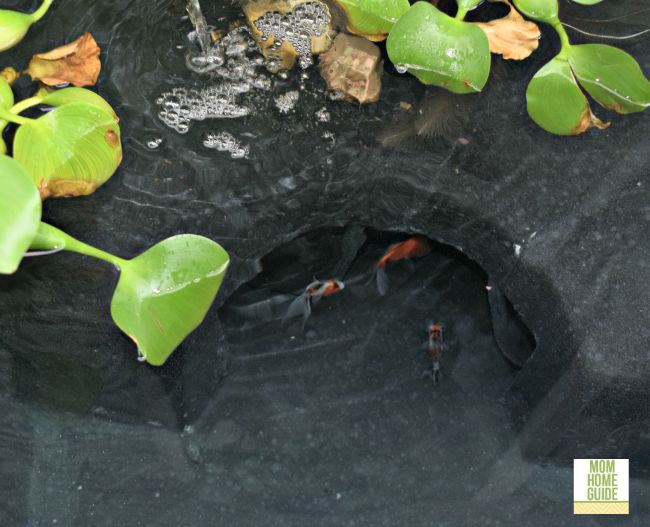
[376,266,389,296]
[285,295,309,321]
[312,294,323,306]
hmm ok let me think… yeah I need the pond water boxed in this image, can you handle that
[1,0,649,525]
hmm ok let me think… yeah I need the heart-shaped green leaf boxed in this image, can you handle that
[333,0,410,41]
[13,102,122,198]
[111,235,230,366]
[38,87,118,119]
[386,1,490,93]
[513,0,559,23]
[526,56,607,135]
[0,156,41,274]
[568,44,650,114]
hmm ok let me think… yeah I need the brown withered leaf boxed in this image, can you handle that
[1,67,19,85]
[472,0,540,61]
[26,33,101,87]
[574,107,610,135]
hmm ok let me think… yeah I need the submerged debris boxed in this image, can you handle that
[319,33,383,104]
[203,131,250,159]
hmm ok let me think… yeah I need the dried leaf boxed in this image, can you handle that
[574,107,610,135]
[472,0,540,61]
[0,67,19,85]
[26,32,101,87]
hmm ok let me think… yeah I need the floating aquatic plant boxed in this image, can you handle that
[320,0,649,134]
[0,13,231,366]
[515,0,650,134]
[0,0,54,52]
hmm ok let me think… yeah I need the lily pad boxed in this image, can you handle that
[110,235,230,366]
[0,156,41,274]
[512,0,558,23]
[334,0,410,41]
[568,44,650,114]
[526,57,607,135]
[13,102,122,198]
[386,1,490,93]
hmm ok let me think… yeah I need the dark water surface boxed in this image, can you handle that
[1,0,649,525]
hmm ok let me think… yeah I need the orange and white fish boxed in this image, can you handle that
[285,279,345,324]
[375,236,431,295]
[424,321,445,385]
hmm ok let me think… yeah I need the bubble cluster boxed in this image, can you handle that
[157,26,273,133]
[146,137,164,150]
[254,1,330,71]
[315,107,330,123]
[275,90,300,114]
[157,85,251,133]
[203,131,250,159]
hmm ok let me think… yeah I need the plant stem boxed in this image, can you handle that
[30,222,128,269]
[552,20,572,58]
[10,95,44,115]
[0,107,31,126]
[30,0,54,23]
[456,7,468,20]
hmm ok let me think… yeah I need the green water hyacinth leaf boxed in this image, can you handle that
[0,156,41,274]
[111,235,230,366]
[13,102,122,198]
[526,57,607,135]
[333,0,410,41]
[512,0,558,23]
[0,0,54,52]
[38,87,118,118]
[457,0,484,13]
[0,78,13,108]
[386,1,490,93]
[568,44,650,114]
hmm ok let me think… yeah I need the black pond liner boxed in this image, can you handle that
[1,0,649,524]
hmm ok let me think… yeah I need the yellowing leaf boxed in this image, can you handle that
[472,0,540,61]
[26,33,101,87]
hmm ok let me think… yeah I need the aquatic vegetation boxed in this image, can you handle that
[25,32,101,87]
[0,14,230,366]
[0,0,53,52]
[244,0,648,135]
[516,0,650,134]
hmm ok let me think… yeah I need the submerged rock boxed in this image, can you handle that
[319,33,383,104]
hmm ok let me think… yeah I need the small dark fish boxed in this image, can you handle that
[375,236,431,295]
[285,279,345,325]
[423,321,446,385]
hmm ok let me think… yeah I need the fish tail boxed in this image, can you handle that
[285,294,310,322]
[376,265,389,296]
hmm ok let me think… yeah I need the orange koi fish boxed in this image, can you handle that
[375,236,431,295]
[286,279,345,324]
